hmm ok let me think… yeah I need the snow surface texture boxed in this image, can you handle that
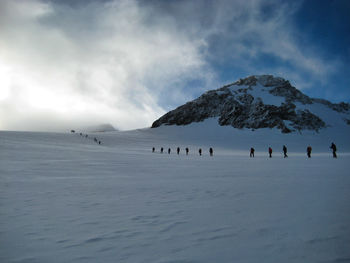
[152,75,350,134]
[1,124,350,263]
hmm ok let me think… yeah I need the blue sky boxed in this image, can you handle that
[0,0,349,131]
[293,0,350,101]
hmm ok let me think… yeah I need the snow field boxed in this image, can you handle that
[1,127,350,263]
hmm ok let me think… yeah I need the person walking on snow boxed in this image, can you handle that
[330,143,337,158]
[199,148,202,156]
[160,147,164,154]
[268,147,272,158]
[209,148,213,156]
[168,148,171,154]
[307,146,312,158]
[185,148,189,155]
[283,145,288,158]
[250,147,255,157]
[177,147,180,155]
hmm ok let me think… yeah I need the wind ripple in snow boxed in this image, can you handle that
[1,130,350,263]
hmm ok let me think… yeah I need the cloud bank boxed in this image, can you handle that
[0,0,212,131]
[0,0,342,131]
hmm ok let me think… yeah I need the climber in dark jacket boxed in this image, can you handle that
[185,148,189,155]
[168,148,171,154]
[152,147,155,153]
[330,143,337,158]
[199,148,202,156]
[250,147,255,157]
[307,146,312,158]
[209,147,213,156]
[177,147,180,155]
[283,145,288,158]
[160,147,164,153]
[268,147,272,158]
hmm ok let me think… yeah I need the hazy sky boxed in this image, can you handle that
[1,0,349,131]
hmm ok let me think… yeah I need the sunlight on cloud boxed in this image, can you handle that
[0,0,341,131]
[0,0,211,131]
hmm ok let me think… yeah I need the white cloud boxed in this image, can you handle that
[0,0,340,131]
[197,0,339,84]
[0,0,214,131]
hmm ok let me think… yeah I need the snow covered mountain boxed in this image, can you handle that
[81,123,117,133]
[152,75,350,133]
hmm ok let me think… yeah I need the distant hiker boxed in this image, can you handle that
[199,148,202,156]
[268,147,272,158]
[71,130,75,133]
[185,147,189,155]
[160,147,164,153]
[250,147,255,158]
[152,147,155,153]
[80,133,82,136]
[98,141,101,145]
[283,145,288,158]
[85,134,88,138]
[177,147,180,155]
[168,148,171,154]
[209,147,213,156]
[307,146,312,158]
[330,143,337,158]
[94,137,97,142]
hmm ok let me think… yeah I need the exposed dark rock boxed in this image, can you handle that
[290,110,326,132]
[233,75,258,86]
[269,84,313,104]
[237,94,254,105]
[312,98,350,113]
[152,75,348,133]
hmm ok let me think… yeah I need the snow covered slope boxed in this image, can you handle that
[1,127,349,263]
[152,75,350,134]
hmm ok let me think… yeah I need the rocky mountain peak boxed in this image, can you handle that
[152,75,350,133]
[232,75,289,87]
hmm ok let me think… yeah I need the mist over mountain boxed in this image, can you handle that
[152,75,350,133]
[80,123,117,133]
